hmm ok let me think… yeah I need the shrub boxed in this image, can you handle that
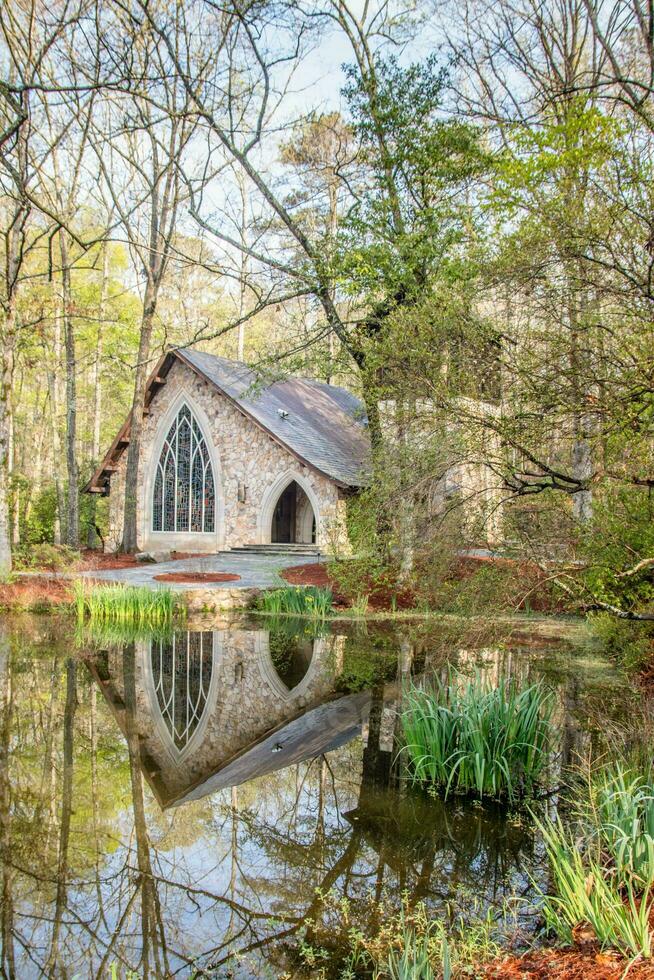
[255,585,333,618]
[14,542,81,571]
[581,488,654,614]
[73,581,181,628]
[589,613,654,675]
[537,763,654,958]
[400,671,553,803]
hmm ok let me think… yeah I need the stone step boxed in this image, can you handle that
[226,544,321,557]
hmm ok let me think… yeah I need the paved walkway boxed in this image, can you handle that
[80,551,320,591]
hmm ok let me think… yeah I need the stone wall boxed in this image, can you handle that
[107,359,349,552]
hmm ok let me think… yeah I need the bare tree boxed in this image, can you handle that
[581,0,654,130]
[0,0,102,566]
[90,5,209,552]
[138,0,424,452]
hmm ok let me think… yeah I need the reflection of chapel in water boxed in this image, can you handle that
[86,626,591,813]
[87,626,369,807]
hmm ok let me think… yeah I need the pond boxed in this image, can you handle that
[0,614,632,978]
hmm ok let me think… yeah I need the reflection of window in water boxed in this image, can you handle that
[151,632,213,753]
[268,629,314,692]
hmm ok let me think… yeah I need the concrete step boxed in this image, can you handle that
[226,544,321,558]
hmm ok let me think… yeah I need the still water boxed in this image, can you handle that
[0,614,627,977]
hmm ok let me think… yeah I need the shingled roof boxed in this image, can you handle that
[86,348,371,493]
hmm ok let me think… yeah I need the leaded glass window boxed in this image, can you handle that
[151,631,214,755]
[152,403,215,532]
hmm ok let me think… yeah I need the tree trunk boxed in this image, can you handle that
[568,264,593,524]
[87,245,107,549]
[122,278,157,552]
[0,628,15,977]
[359,367,394,555]
[60,230,79,548]
[123,644,169,976]
[48,305,66,545]
[46,657,77,975]
[237,167,248,361]
[0,308,16,577]
[8,404,19,548]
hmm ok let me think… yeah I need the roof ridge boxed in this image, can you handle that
[180,347,356,398]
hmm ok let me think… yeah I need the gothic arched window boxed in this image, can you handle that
[152,403,215,533]
[151,631,214,756]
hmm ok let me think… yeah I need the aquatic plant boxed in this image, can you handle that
[537,763,654,958]
[383,928,440,980]
[256,585,333,618]
[73,580,182,629]
[594,764,654,885]
[400,672,553,803]
[297,891,499,979]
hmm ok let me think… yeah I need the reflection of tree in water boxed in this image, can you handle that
[268,627,314,691]
[0,622,626,977]
[0,630,15,978]
[123,645,171,977]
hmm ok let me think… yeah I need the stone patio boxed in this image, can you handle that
[80,550,320,592]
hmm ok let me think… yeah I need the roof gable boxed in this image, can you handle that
[86,349,371,493]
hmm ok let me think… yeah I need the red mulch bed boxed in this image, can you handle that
[76,549,204,571]
[0,577,72,609]
[281,554,564,614]
[153,572,241,584]
[482,947,654,978]
[280,562,413,611]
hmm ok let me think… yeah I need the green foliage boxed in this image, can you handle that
[335,629,402,692]
[401,672,553,803]
[73,581,182,629]
[339,55,487,303]
[589,613,654,674]
[14,542,81,571]
[539,819,653,958]
[594,765,654,886]
[18,483,59,545]
[581,489,654,613]
[537,763,654,958]
[297,891,499,979]
[327,553,386,607]
[255,585,333,619]
[381,917,440,980]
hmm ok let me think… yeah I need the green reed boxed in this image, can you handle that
[256,585,333,619]
[73,580,182,629]
[536,762,654,958]
[400,671,553,803]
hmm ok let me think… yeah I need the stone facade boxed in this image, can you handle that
[107,359,349,553]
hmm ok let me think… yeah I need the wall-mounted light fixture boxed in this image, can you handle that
[237,481,248,503]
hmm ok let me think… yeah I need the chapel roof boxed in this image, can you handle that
[86,348,371,493]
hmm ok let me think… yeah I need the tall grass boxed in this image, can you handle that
[400,672,553,803]
[256,585,333,619]
[73,580,181,629]
[305,892,499,979]
[537,762,654,959]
